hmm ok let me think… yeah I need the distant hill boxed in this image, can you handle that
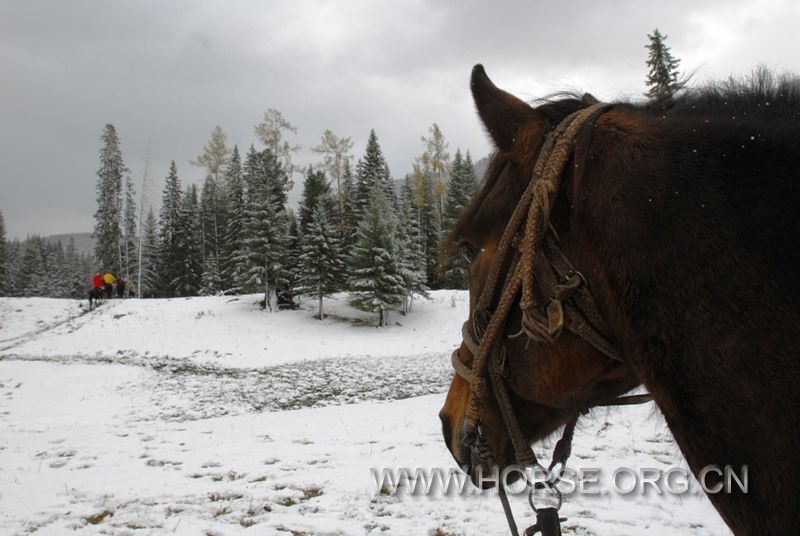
[44,232,94,257]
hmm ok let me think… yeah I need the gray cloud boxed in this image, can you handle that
[1,0,797,238]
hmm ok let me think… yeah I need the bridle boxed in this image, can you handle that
[450,103,653,535]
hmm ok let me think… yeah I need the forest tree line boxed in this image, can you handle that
[0,114,479,325]
[0,28,683,325]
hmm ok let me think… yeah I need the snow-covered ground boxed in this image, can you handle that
[0,292,731,535]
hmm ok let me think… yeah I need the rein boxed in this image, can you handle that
[451,103,653,535]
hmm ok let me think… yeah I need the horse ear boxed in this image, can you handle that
[471,64,537,151]
[581,93,599,105]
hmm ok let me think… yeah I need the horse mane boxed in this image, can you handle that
[447,67,800,261]
[649,66,800,117]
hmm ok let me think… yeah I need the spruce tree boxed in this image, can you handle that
[411,161,440,287]
[354,130,394,223]
[5,240,21,296]
[645,29,684,101]
[191,125,231,262]
[299,204,345,319]
[0,210,7,295]
[348,186,406,327]
[171,185,202,296]
[281,210,301,308]
[20,236,47,297]
[222,145,246,289]
[339,160,357,247]
[122,175,138,286]
[242,149,290,311]
[200,175,218,264]
[65,238,87,299]
[298,167,332,234]
[441,149,477,288]
[93,124,127,275]
[158,161,183,297]
[139,208,159,297]
[199,254,223,296]
[396,178,429,312]
[50,241,69,298]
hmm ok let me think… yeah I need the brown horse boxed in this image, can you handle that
[440,65,800,535]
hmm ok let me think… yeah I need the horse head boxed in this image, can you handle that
[439,65,641,482]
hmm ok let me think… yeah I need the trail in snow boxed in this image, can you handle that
[6,350,451,420]
[0,298,116,352]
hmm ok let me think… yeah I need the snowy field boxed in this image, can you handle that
[0,292,731,535]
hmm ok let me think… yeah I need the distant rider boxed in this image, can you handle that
[89,272,104,308]
[92,272,103,291]
[117,279,127,299]
[103,271,116,299]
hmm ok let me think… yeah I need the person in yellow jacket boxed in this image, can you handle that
[103,272,116,299]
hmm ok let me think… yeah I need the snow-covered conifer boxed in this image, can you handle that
[396,178,429,311]
[299,204,345,319]
[440,149,477,288]
[222,145,245,289]
[243,149,290,311]
[645,29,684,101]
[93,124,127,274]
[348,186,406,326]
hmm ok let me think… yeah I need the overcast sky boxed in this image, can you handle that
[2,0,799,239]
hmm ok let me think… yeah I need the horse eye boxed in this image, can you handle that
[460,243,477,267]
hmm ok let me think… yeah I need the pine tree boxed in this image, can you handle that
[354,130,394,223]
[222,145,245,289]
[645,29,684,101]
[0,210,7,295]
[158,161,184,297]
[243,149,290,311]
[93,124,127,275]
[348,186,406,326]
[440,149,477,288]
[299,204,345,319]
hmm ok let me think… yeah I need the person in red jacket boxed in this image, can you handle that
[89,272,104,308]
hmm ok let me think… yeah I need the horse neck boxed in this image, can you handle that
[567,110,800,534]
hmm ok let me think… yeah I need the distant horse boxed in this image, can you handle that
[88,287,103,309]
[439,65,800,535]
